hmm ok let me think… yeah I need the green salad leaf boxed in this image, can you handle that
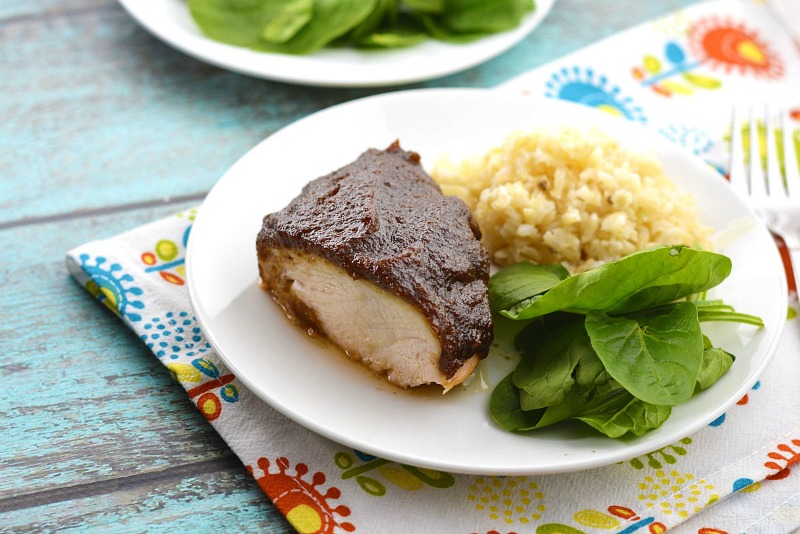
[489,373,546,432]
[260,0,313,43]
[188,0,280,47]
[249,0,378,54]
[575,393,672,438]
[346,5,429,49]
[513,317,595,409]
[695,335,735,391]
[187,0,536,54]
[402,0,443,12]
[441,0,534,33]
[488,262,569,314]
[585,302,703,406]
[488,246,763,439]
[500,246,732,320]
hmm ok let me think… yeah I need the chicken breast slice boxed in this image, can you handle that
[259,248,479,390]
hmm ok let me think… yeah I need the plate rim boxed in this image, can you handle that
[186,87,788,475]
[115,0,556,87]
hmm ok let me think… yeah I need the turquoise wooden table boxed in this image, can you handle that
[1,0,701,530]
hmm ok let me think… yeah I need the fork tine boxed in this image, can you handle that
[729,107,749,196]
[765,106,786,198]
[783,108,800,198]
[749,106,768,199]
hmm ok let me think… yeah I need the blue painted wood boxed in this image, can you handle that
[0,205,292,530]
[0,0,701,531]
[1,205,216,487]
[0,0,698,225]
[2,468,288,531]
[0,0,107,19]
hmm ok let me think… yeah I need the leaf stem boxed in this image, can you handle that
[698,310,764,327]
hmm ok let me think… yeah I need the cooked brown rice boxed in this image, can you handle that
[432,128,712,273]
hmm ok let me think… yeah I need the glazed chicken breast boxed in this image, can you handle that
[256,142,493,390]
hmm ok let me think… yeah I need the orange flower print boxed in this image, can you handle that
[688,16,784,78]
[248,457,355,534]
[633,16,784,97]
[765,439,800,481]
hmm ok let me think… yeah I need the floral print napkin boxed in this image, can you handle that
[67,0,800,532]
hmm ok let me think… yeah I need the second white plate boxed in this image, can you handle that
[117,0,555,87]
[187,88,787,475]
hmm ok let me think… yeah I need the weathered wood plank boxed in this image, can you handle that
[0,456,237,514]
[0,2,382,226]
[2,464,292,532]
[0,205,233,490]
[0,0,697,225]
[0,0,109,21]
[0,203,292,529]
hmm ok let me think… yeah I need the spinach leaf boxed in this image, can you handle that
[189,0,535,53]
[356,30,429,48]
[524,376,668,437]
[349,7,429,48]
[514,316,618,428]
[488,262,570,314]
[585,302,703,406]
[488,246,760,440]
[417,14,488,42]
[575,391,672,438]
[532,376,617,429]
[441,0,534,33]
[512,312,579,350]
[344,0,397,43]
[533,388,589,428]
[250,0,378,54]
[512,318,594,409]
[695,335,735,391]
[413,0,535,42]
[401,0,444,12]
[502,246,731,320]
[260,0,314,43]
[491,371,618,433]
[489,373,545,431]
[188,0,276,47]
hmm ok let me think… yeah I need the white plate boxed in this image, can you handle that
[116,0,555,87]
[187,88,787,475]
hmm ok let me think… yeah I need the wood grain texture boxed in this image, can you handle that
[0,0,110,20]
[2,464,288,532]
[0,0,700,531]
[1,206,213,481]
[0,205,286,532]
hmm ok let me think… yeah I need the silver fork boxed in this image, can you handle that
[729,106,800,285]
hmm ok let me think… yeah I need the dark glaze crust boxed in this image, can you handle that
[256,142,493,378]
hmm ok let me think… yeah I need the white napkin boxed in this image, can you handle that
[67,0,800,532]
